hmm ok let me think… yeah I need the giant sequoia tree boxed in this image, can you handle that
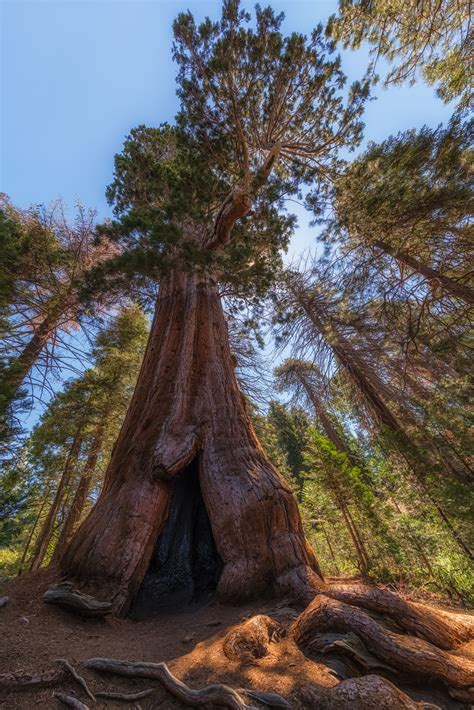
[59,2,367,614]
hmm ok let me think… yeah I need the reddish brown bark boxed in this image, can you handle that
[373,239,474,304]
[60,271,322,614]
[301,674,434,709]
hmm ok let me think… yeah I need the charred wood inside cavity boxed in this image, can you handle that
[129,459,223,619]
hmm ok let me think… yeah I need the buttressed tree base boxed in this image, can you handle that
[61,269,322,615]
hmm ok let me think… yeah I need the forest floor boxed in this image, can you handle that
[0,568,472,709]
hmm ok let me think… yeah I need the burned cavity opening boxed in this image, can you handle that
[129,458,223,619]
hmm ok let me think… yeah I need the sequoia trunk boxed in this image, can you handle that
[60,271,322,614]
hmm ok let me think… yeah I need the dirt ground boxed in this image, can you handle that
[0,569,471,709]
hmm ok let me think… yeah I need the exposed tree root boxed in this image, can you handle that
[95,688,155,701]
[56,659,96,702]
[293,595,474,689]
[223,614,287,662]
[0,667,66,689]
[324,582,474,648]
[84,657,289,709]
[2,656,292,708]
[299,674,435,709]
[307,630,397,674]
[449,685,474,703]
[238,688,291,708]
[53,693,89,710]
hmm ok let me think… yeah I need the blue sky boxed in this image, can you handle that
[1,0,455,426]
[2,0,453,233]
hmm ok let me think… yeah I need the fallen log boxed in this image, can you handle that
[293,595,474,689]
[43,582,112,618]
[324,582,474,649]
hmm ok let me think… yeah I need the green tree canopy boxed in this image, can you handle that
[325,119,473,269]
[91,0,368,304]
[327,0,472,108]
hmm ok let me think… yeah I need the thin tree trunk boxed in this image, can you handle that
[18,487,51,573]
[390,497,465,604]
[51,424,105,563]
[360,342,473,483]
[319,521,340,574]
[335,339,473,560]
[340,504,370,575]
[323,463,370,576]
[29,426,83,571]
[61,271,322,614]
[306,388,348,454]
[373,239,474,304]
[298,376,366,473]
[293,286,473,560]
[5,306,62,393]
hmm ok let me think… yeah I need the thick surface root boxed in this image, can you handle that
[293,595,474,689]
[300,674,432,709]
[324,582,474,649]
[223,614,286,662]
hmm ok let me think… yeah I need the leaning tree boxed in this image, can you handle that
[59,1,368,615]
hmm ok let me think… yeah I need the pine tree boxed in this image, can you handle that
[327,0,472,108]
[322,120,473,306]
[277,272,473,561]
[0,198,117,437]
